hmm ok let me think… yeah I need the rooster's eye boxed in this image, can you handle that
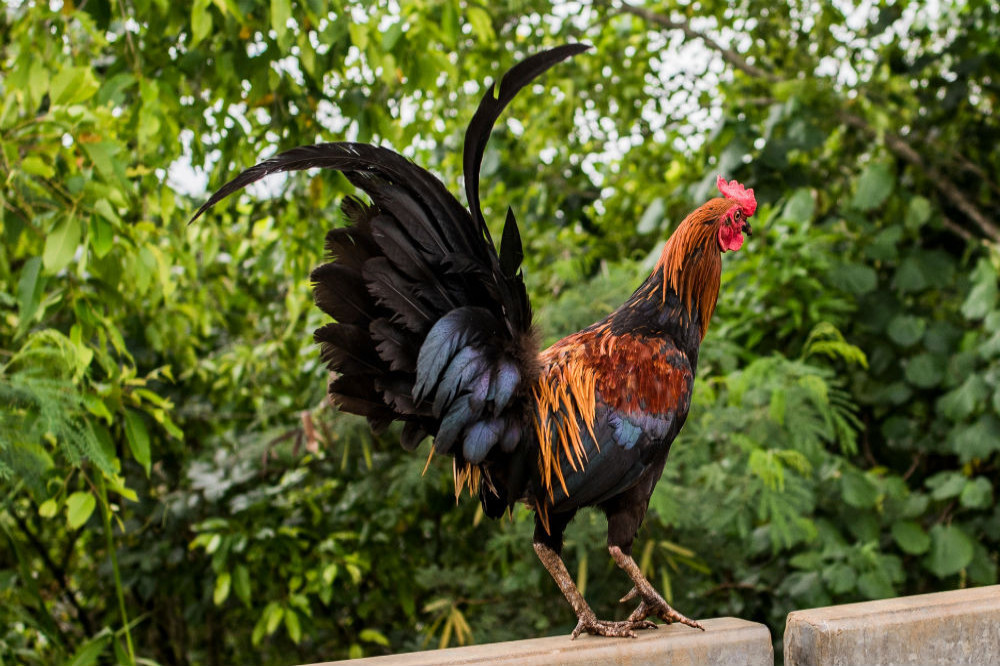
[733,210,742,222]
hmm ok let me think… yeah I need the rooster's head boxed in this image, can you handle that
[715,175,756,252]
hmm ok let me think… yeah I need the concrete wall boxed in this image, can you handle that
[785,585,1000,666]
[307,586,1000,665]
[305,617,773,666]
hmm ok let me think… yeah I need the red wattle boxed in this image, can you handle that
[719,224,744,252]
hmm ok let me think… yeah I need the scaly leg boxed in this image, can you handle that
[534,542,656,638]
[609,545,705,631]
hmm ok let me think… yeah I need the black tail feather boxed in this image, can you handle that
[499,206,524,278]
[462,43,590,240]
[194,45,590,516]
[310,263,373,324]
[370,318,418,372]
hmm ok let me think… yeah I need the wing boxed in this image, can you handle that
[531,327,694,512]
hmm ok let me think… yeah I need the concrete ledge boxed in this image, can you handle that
[307,617,772,666]
[784,585,1000,665]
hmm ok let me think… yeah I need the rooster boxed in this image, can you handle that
[192,44,756,638]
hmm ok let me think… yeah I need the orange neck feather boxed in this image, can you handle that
[654,198,733,341]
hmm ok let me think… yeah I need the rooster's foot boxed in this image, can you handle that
[619,587,704,631]
[571,613,657,639]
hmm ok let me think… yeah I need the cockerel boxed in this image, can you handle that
[192,44,756,638]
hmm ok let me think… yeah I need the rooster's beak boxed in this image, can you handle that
[744,221,752,237]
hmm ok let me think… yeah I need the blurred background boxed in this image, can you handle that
[1,0,998,664]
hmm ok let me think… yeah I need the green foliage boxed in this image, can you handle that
[2,0,998,664]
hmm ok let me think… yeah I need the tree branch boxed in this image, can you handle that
[947,147,1000,199]
[617,2,779,82]
[617,1,999,244]
[940,216,973,242]
[11,508,95,637]
[838,110,1000,242]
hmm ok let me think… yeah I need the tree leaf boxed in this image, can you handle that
[284,607,301,644]
[43,216,82,274]
[270,0,290,42]
[893,257,927,292]
[891,520,930,555]
[265,602,284,635]
[124,409,151,476]
[968,542,999,586]
[925,471,966,500]
[204,533,222,554]
[925,524,974,578]
[466,7,495,43]
[937,375,987,421]
[829,262,877,295]
[886,315,925,347]
[106,474,138,502]
[213,571,231,605]
[866,226,903,261]
[951,415,1000,462]
[961,259,998,320]
[84,393,113,423]
[81,141,122,180]
[381,20,404,52]
[822,562,856,594]
[905,196,931,230]
[89,216,114,258]
[65,491,97,530]
[22,155,54,178]
[852,163,894,211]
[440,1,458,48]
[50,66,99,106]
[191,0,213,47]
[360,628,390,646]
[251,613,268,646]
[25,58,50,110]
[959,477,993,509]
[782,188,815,222]
[347,21,367,50]
[38,498,59,518]
[233,565,251,606]
[769,387,786,426]
[841,469,878,508]
[16,256,45,335]
[857,570,893,599]
[67,631,111,666]
[904,353,943,388]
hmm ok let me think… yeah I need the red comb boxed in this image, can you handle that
[717,175,757,217]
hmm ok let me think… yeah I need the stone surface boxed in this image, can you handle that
[784,585,1000,666]
[306,617,772,666]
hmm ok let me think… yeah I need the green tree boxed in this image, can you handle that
[1,1,997,663]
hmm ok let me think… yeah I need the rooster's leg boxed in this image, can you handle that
[609,545,705,631]
[534,516,654,639]
[534,542,655,639]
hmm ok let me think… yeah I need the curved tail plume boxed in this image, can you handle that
[462,43,590,243]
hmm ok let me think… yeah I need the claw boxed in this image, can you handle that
[626,599,705,631]
[619,587,639,604]
[572,618,636,639]
[663,607,705,631]
[570,614,659,639]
